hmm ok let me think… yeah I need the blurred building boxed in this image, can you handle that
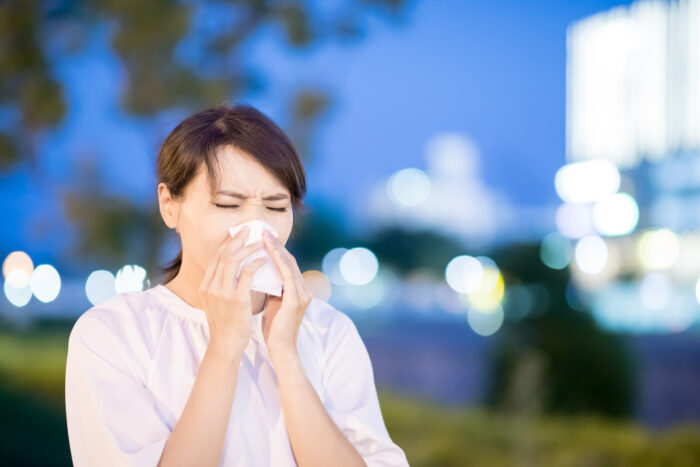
[554,0,700,332]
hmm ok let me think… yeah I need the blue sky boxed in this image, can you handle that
[1,0,634,265]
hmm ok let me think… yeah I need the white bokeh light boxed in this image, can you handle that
[574,235,609,274]
[386,168,431,207]
[554,159,621,203]
[30,264,61,303]
[445,255,483,294]
[85,270,117,306]
[339,248,379,286]
[322,248,349,285]
[592,192,639,236]
[115,264,149,294]
[475,257,499,291]
[555,202,595,239]
[4,272,32,307]
[639,272,671,311]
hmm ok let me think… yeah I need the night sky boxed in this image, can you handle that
[1,0,634,264]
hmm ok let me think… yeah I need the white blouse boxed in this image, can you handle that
[65,284,409,467]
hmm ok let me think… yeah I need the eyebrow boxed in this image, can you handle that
[216,190,290,201]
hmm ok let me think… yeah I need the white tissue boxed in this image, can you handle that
[228,219,283,296]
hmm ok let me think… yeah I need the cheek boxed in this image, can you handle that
[179,205,231,268]
[272,210,294,245]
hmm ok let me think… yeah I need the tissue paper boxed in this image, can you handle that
[228,219,283,296]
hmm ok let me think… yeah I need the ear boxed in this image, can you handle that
[158,182,179,230]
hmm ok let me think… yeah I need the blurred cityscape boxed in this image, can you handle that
[2,0,700,465]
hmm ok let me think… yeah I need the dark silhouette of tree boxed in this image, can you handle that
[485,242,637,419]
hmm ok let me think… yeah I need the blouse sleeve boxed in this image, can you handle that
[65,313,171,467]
[322,312,410,467]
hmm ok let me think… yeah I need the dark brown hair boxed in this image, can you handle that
[156,103,307,284]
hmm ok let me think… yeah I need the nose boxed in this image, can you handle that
[238,200,271,223]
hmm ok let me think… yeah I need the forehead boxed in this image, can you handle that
[196,145,288,196]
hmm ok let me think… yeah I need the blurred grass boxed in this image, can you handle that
[380,387,700,466]
[1,326,700,466]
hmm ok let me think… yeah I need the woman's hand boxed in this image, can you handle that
[199,225,268,361]
[260,230,313,362]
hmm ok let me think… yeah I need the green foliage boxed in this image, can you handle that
[486,243,637,418]
[380,389,700,467]
[0,325,698,466]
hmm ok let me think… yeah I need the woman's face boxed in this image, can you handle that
[159,145,294,274]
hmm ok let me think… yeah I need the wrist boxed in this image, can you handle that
[206,337,245,364]
[270,349,304,379]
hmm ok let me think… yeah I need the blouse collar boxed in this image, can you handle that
[152,284,265,348]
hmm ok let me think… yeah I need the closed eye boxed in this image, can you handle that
[215,203,287,212]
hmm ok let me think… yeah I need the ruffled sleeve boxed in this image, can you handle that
[65,313,171,467]
[322,312,410,466]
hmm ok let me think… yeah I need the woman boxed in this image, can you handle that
[64,103,409,467]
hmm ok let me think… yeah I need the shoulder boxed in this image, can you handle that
[302,296,363,352]
[68,288,168,380]
[71,287,164,342]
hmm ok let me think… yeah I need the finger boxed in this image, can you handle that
[263,235,298,300]
[263,233,301,287]
[234,257,268,296]
[211,225,251,282]
[200,233,235,293]
[267,237,309,303]
[217,240,264,292]
[201,226,249,293]
[264,231,298,267]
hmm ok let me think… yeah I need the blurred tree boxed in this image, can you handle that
[485,243,638,419]
[364,225,467,276]
[0,0,408,276]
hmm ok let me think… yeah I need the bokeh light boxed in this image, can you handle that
[445,255,483,294]
[554,159,620,203]
[339,247,379,286]
[592,192,639,236]
[4,273,32,307]
[504,284,539,320]
[115,264,148,293]
[345,274,386,309]
[2,251,34,288]
[85,270,117,306]
[637,229,680,270]
[30,264,61,303]
[467,306,504,336]
[322,248,349,285]
[302,270,332,302]
[574,235,608,275]
[466,263,505,312]
[555,202,595,239]
[540,232,573,270]
[639,272,671,311]
[386,168,431,207]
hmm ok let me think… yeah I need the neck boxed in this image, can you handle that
[164,254,267,315]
